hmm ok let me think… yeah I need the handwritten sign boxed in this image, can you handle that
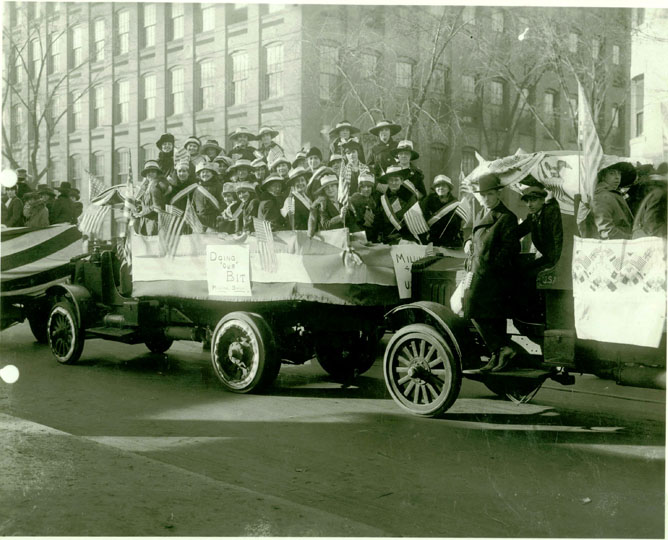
[206,245,252,297]
[390,245,429,299]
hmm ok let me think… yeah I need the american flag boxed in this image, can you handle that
[158,206,186,258]
[456,163,474,227]
[86,170,106,201]
[403,201,430,241]
[123,153,135,227]
[184,198,206,233]
[252,217,278,273]
[338,160,350,208]
[267,144,284,166]
[78,204,110,236]
[577,80,603,223]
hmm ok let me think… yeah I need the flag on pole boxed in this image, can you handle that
[253,217,278,273]
[78,204,110,236]
[266,144,284,166]
[86,170,106,201]
[123,152,136,228]
[183,199,205,233]
[577,80,604,222]
[158,206,186,258]
[403,201,429,241]
[338,160,350,208]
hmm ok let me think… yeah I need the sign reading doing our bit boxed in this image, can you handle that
[206,245,252,297]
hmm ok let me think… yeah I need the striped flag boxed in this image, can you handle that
[87,170,106,201]
[184,199,205,233]
[338,160,350,208]
[577,80,603,223]
[158,207,186,258]
[403,201,429,241]
[267,144,284,166]
[252,217,278,273]
[78,204,110,236]
[123,154,135,228]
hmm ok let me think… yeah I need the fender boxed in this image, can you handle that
[385,301,472,362]
[45,283,96,328]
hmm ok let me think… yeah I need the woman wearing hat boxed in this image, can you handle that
[306,147,323,172]
[339,139,371,198]
[375,165,419,244]
[269,156,290,181]
[307,172,347,237]
[257,174,287,230]
[292,149,308,171]
[234,182,259,234]
[3,185,24,227]
[251,158,269,185]
[327,153,344,171]
[192,161,222,231]
[156,133,176,179]
[349,171,378,241]
[167,158,197,212]
[217,183,241,235]
[257,127,285,162]
[50,181,78,225]
[133,161,168,235]
[22,191,50,227]
[328,121,365,164]
[228,127,257,162]
[392,140,426,198]
[464,174,520,372]
[228,159,254,184]
[201,139,225,162]
[281,167,312,230]
[421,175,463,248]
[368,120,402,179]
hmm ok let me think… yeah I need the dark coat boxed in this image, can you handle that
[193,181,222,230]
[516,197,563,270]
[376,188,416,244]
[23,200,50,228]
[401,165,426,198]
[158,150,174,179]
[282,193,311,231]
[632,184,667,239]
[217,201,241,234]
[463,201,520,320]
[4,197,24,227]
[229,145,257,162]
[257,195,285,231]
[349,192,378,240]
[49,194,77,225]
[582,189,633,240]
[308,197,345,236]
[421,192,463,248]
[135,181,168,236]
[368,140,398,178]
[329,138,366,164]
[236,198,259,234]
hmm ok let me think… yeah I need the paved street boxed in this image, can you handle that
[1,321,665,537]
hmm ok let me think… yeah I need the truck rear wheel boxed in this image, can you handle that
[47,300,85,364]
[315,329,378,381]
[211,312,280,393]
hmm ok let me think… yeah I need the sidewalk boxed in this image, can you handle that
[0,413,388,537]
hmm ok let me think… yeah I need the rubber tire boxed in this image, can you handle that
[383,323,461,418]
[47,300,85,364]
[315,329,378,382]
[144,333,174,354]
[27,311,49,344]
[211,312,279,393]
[483,378,543,403]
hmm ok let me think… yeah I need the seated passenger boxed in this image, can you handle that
[376,165,419,244]
[421,175,463,248]
[349,171,378,241]
[192,162,221,231]
[234,182,259,234]
[281,167,311,230]
[580,163,633,240]
[134,161,167,236]
[257,174,286,231]
[632,166,667,239]
[307,172,347,236]
[217,183,240,234]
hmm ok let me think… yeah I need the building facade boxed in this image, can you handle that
[3,2,632,202]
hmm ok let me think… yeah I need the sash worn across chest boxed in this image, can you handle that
[427,200,460,227]
[381,194,403,231]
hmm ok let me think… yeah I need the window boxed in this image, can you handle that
[50,93,63,127]
[49,32,62,74]
[116,10,129,54]
[92,151,105,181]
[198,3,216,32]
[264,43,283,99]
[461,148,477,176]
[114,149,130,185]
[462,6,475,24]
[592,38,600,60]
[198,60,215,110]
[71,26,83,66]
[230,52,248,105]
[49,156,61,183]
[11,105,23,143]
[227,3,247,24]
[396,61,413,88]
[543,90,558,130]
[142,4,156,48]
[612,45,620,65]
[462,74,476,100]
[490,80,505,123]
[633,75,644,137]
[141,144,157,165]
[92,86,105,128]
[30,39,40,79]
[432,66,446,94]
[568,32,578,54]
[142,73,156,120]
[115,80,130,124]
[612,105,620,130]
[69,155,82,188]
[169,67,185,115]
[70,93,82,131]
[14,53,23,84]
[319,44,339,101]
[168,4,184,41]
[491,11,504,32]
[361,52,378,79]
[92,19,105,62]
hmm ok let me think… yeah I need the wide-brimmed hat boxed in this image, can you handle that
[473,174,503,193]
[369,120,402,137]
[262,174,284,188]
[392,140,419,161]
[222,183,237,195]
[327,154,344,167]
[269,156,291,171]
[234,181,256,193]
[292,149,307,168]
[432,175,453,189]
[358,171,375,186]
[156,133,175,149]
[228,127,256,141]
[36,184,56,197]
[306,147,322,160]
[598,161,636,188]
[257,126,279,139]
[520,185,548,200]
[328,120,360,138]
[229,159,253,173]
[201,139,224,154]
[288,166,310,184]
[141,160,162,177]
[183,136,201,148]
[214,154,234,169]
[195,161,217,176]
[314,173,339,195]
[251,158,268,170]
[379,165,409,183]
[56,181,73,193]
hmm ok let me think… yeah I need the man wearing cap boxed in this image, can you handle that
[281,167,312,230]
[229,127,257,162]
[421,175,463,248]
[258,174,287,230]
[50,182,78,225]
[134,161,167,235]
[193,162,222,231]
[15,168,33,201]
[156,133,176,179]
[308,172,347,236]
[464,174,520,372]
[257,127,285,162]
[349,171,378,240]
[368,120,402,179]
[306,147,323,172]
[234,182,259,234]
[2,185,24,227]
[22,192,50,227]
[392,140,426,198]
[376,165,417,244]
[329,121,365,163]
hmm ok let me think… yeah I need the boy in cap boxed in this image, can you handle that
[421,175,463,248]
[193,162,222,231]
[349,171,378,241]
[257,127,285,162]
[328,121,365,163]
[228,127,257,162]
[392,140,426,198]
[156,133,176,178]
[368,120,402,179]
[281,167,312,230]
[257,174,287,230]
